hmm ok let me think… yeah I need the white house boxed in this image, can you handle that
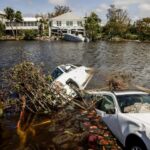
[49,12,85,36]
[0,11,6,24]
[5,17,40,31]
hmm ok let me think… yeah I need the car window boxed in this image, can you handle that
[61,65,76,73]
[117,94,150,113]
[96,95,115,113]
[51,68,63,80]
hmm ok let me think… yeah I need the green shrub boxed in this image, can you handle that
[23,30,38,40]
[0,21,5,37]
[124,33,138,40]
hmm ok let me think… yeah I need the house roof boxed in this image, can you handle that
[51,12,84,21]
[23,17,40,22]
[5,17,40,22]
[0,11,5,15]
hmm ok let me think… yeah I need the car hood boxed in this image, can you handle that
[126,113,150,126]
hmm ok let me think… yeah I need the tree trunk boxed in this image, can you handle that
[10,21,15,38]
[16,22,18,39]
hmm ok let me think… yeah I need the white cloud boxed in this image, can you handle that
[138,3,150,18]
[139,3,150,11]
[112,0,150,18]
[132,16,139,21]
[112,0,148,7]
[95,3,109,14]
[95,3,109,25]
[48,0,67,5]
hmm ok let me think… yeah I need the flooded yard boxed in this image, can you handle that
[0,40,150,150]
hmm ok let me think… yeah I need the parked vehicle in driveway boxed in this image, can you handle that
[86,90,150,150]
[51,64,94,97]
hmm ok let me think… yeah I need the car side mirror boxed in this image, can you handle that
[106,108,116,114]
[66,66,71,70]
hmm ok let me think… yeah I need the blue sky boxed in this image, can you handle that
[0,0,150,23]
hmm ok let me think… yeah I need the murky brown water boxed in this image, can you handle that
[0,40,150,149]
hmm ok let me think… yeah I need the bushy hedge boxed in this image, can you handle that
[23,30,38,40]
[124,33,138,40]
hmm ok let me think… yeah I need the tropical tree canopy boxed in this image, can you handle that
[15,11,23,23]
[4,7,23,38]
[105,5,130,38]
[136,17,150,40]
[85,12,101,41]
[48,5,71,18]
[54,5,71,16]
[4,7,15,22]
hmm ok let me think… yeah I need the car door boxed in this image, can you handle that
[95,95,122,141]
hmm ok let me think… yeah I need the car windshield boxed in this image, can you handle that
[51,68,63,80]
[60,65,76,73]
[116,94,150,113]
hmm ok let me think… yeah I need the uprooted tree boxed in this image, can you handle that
[6,62,85,148]
[7,62,78,113]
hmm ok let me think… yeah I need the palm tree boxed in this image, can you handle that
[4,7,15,37]
[14,11,23,38]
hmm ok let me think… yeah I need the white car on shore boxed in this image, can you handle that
[51,64,94,97]
[86,90,150,150]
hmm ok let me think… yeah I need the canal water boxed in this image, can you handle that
[0,40,150,88]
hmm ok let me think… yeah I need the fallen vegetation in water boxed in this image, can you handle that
[2,62,149,150]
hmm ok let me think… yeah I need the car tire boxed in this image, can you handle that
[126,139,147,150]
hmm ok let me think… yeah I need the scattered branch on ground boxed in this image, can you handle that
[107,71,134,91]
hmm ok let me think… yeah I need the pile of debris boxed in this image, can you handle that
[0,105,122,150]
[43,106,122,150]
[1,62,124,149]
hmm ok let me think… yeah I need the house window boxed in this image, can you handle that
[31,22,34,26]
[66,21,73,26]
[24,22,27,26]
[77,21,82,26]
[35,22,37,26]
[26,22,29,26]
[57,21,61,26]
[32,22,35,26]
[18,23,22,26]
[28,22,32,26]
[12,22,15,26]
[6,22,10,27]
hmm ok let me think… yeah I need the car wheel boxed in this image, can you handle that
[127,140,147,150]
[130,146,143,150]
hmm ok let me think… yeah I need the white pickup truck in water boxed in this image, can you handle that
[51,64,94,97]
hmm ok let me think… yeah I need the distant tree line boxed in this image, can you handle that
[0,5,150,41]
[85,5,150,41]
